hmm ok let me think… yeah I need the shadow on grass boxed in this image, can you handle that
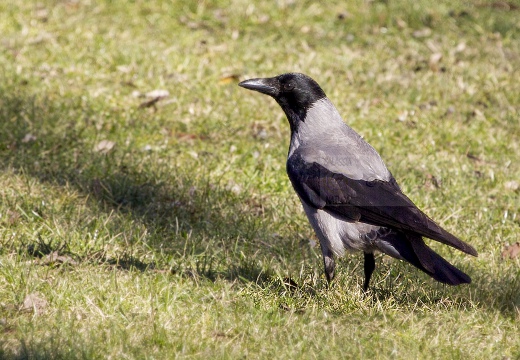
[375,272,520,316]
[0,86,273,284]
[1,87,518,317]
[1,338,95,360]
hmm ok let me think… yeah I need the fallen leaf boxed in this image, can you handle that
[501,242,520,260]
[175,132,208,141]
[397,110,408,122]
[179,16,204,30]
[429,53,443,71]
[455,42,466,53]
[426,40,441,53]
[472,108,485,119]
[300,25,311,33]
[412,28,432,38]
[257,14,270,24]
[395,18,407,29]
[116,65,132,73]
[34,8,49,21]
[218,74,240,85]
[424,173,441,190]
[22,133,37,143]
[39,251,78,266]
[21,293,47,313]
[505,180,519,191]
[94,140,115,153]
[145,89,170,98]
[138,90,170,109]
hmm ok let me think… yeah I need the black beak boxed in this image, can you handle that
[238,77,279,97]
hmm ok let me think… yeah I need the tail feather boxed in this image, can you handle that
[378,233,471,285]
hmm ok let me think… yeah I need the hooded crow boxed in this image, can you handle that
[239,73,477,291]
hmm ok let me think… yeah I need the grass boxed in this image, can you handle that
[1,0,519,358]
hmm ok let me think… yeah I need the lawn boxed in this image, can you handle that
[1,0,519,359]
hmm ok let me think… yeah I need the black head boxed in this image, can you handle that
[239,73,327,132]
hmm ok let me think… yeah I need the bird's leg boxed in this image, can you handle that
[363,252,376,291]
[321,246,336,284]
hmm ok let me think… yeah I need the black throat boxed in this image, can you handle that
[273,73,326,133]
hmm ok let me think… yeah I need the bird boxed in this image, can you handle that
[238,73,477,291]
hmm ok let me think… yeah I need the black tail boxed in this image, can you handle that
[378,233,471,285]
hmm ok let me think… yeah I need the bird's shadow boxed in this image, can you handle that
[334,258,520,317]
[0,87,273,285]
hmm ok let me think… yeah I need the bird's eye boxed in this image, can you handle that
[283,82,294,91]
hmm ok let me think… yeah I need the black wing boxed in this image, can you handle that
[287,152,477,256]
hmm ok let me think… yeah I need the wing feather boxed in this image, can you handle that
[287,151,477,256]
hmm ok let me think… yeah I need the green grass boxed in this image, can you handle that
[1,0,520,358]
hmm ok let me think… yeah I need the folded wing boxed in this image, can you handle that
[287,150,478,257]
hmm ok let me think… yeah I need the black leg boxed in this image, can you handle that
[363,252,376,291]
